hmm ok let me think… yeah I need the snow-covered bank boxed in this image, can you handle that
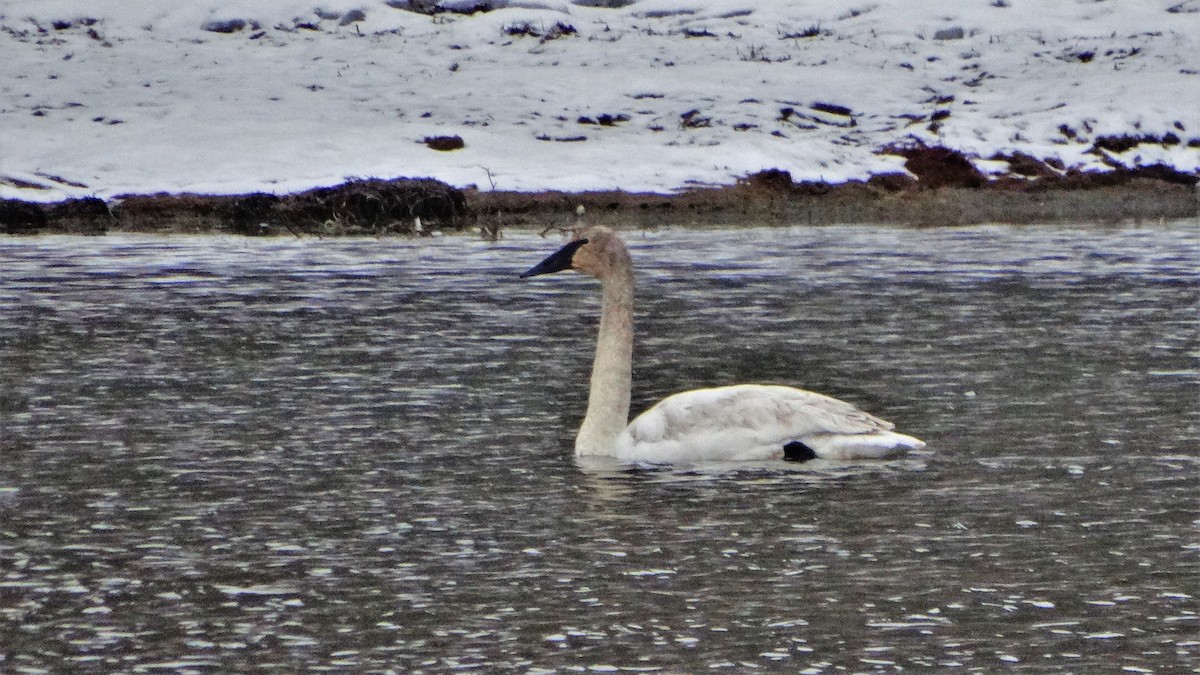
[2,0,1198,202]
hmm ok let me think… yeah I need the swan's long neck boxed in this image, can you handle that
[575,266,634,457]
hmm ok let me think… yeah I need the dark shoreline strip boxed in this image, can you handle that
[2,162,1196,236]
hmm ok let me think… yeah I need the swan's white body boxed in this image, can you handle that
[522,226,925,465]
[616,384,923,464]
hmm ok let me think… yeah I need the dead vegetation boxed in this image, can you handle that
[276,178,466,233]
[2,177,467,235]
[502,21,577,41]
[2,164,1196,236]
[467,167,1198,230]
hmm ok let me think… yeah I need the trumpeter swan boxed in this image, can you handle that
[521,226,926,464]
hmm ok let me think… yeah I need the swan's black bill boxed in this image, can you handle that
[520,238,589,278]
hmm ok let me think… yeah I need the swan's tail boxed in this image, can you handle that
[809,431,926,460]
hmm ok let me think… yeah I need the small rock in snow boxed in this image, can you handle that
[933,27,965,41]
[202,19,248,34]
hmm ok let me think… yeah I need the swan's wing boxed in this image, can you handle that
[629,384,894,440]
[617,384,914,464]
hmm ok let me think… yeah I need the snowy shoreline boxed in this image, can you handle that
[2,0,1198,205]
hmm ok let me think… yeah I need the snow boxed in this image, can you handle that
[1,0,1197,202]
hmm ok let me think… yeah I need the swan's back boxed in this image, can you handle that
[615,384,924,464]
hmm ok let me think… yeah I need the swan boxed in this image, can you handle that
[520,226,926,464]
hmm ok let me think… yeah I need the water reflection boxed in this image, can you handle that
[0,224,1197,672]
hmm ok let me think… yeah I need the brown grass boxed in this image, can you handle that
[467,168,1198,231]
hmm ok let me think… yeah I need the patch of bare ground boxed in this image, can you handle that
[2,162,1196,235]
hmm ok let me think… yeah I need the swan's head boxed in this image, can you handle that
[520,226,630,280]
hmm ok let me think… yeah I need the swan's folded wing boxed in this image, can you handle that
[617,384,896,463]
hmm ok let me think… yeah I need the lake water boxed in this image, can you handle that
[1,223,1198,673]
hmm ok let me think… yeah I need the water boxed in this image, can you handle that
[1,223,1197,673]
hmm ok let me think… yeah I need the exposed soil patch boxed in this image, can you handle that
[1090,133,1185,154]
[810,102,853,117]
[578,114,631,127]
[680,109,713,129]
[883,143,987,189]
[424,135,465,151]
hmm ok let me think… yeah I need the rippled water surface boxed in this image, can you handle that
[2,224,1198,672]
